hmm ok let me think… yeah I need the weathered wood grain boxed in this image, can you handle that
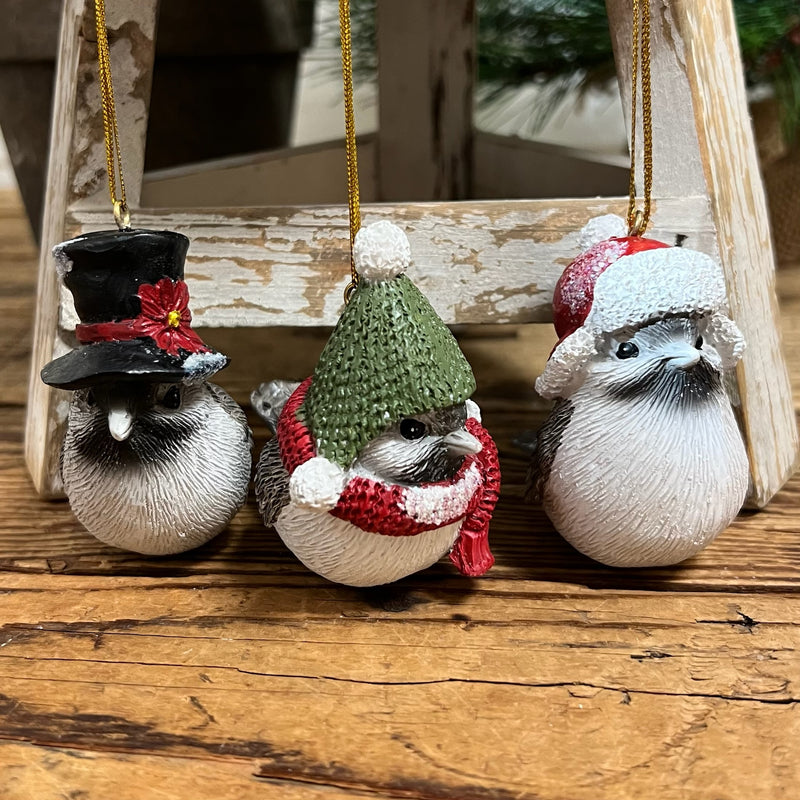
[1,743,371,800]
[376,0,474,201]
[606,0,708,199]
[24,0,158,496]
[0,575,799,799]
[64,196,716,330]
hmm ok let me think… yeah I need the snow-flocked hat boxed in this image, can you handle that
[41,229,228,389]
[535,214,745,399]
[300,220,476,468]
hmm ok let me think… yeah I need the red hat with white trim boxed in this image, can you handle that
[535,214,745,399]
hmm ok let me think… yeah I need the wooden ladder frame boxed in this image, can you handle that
[25,0,798,507]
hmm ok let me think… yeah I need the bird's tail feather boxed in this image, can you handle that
[250,379,301,433]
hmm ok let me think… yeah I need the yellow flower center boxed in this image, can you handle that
[167,309,182,328]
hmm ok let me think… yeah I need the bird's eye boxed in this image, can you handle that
[695,336,703,349]
[85,389,96,407]
[616,341,639,359]
[400,418,426,440]
[159,386,181,410]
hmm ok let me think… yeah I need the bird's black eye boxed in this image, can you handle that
[85,389,96,407]
[160,386,181,410]
[695,336,703,349]
[616,341,639,359]
[400,418,426,440]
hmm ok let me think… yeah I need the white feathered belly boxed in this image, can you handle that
[544,391,749,567]
[275,504,462,586]
[63,409,250,555]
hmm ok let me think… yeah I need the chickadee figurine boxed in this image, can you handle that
[530,215,749,567]
[253,221,500,587]
[41,229,252,555]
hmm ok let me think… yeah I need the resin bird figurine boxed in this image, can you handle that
[253,221,500,587]
[530,215,750,567]
[41,229,252,555]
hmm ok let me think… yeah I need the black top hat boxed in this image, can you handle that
[41,229,229,390]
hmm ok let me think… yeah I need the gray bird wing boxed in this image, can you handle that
[526,398,574,503]
[250,380,301,433]
[255,436,291,525]
[207,382,253,450]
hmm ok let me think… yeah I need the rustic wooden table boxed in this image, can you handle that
[1,188,798,799]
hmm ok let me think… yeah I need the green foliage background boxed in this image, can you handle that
[342,0,800,144]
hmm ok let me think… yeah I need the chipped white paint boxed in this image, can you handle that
[66,196,716,329]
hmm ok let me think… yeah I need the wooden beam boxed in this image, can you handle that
[376,0,474,201]
[606,0,798,507]
[64,196,715,330]
[141,137,379,208]
[24,0,159,497]
[606,0,707,198]
[474,131,629,199]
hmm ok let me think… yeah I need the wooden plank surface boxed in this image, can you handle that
[3,179,800,798]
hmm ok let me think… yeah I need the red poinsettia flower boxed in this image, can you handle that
[137,278,209,357]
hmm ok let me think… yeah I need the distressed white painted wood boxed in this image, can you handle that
[376,0,473,201]
[65,196,715,329]
[606,0,708,199]
[25,0,158,496]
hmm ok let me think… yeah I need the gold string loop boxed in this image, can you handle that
[626,0,653,237]
[339,0,361,301]
[95,0,130,230]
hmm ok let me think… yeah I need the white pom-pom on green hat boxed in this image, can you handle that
[353,220,411,281]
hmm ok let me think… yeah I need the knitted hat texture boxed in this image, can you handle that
[301,222,476,467]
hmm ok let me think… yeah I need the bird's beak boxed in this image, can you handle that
[108,405,135,441]
[443,429,482,456]
[664,343,702,371]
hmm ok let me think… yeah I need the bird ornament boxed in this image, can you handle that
[529,215,749,567]
[254,220,500,587]
[41,229,252,555]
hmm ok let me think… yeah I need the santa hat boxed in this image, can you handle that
[300,220,476,468]
[535,215,745,399]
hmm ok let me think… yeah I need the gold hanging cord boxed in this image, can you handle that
[94,0,130,230]
[339,0,361,301]
[627,0,653,237]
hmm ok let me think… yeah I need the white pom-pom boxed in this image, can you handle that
[577,214,628,251]
[465,398,481,422]
[289,456,347,510]
[353,220,411,281]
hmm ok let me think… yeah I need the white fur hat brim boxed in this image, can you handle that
[536,246,744,399]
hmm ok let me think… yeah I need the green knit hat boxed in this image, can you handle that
[301,220,476,468]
